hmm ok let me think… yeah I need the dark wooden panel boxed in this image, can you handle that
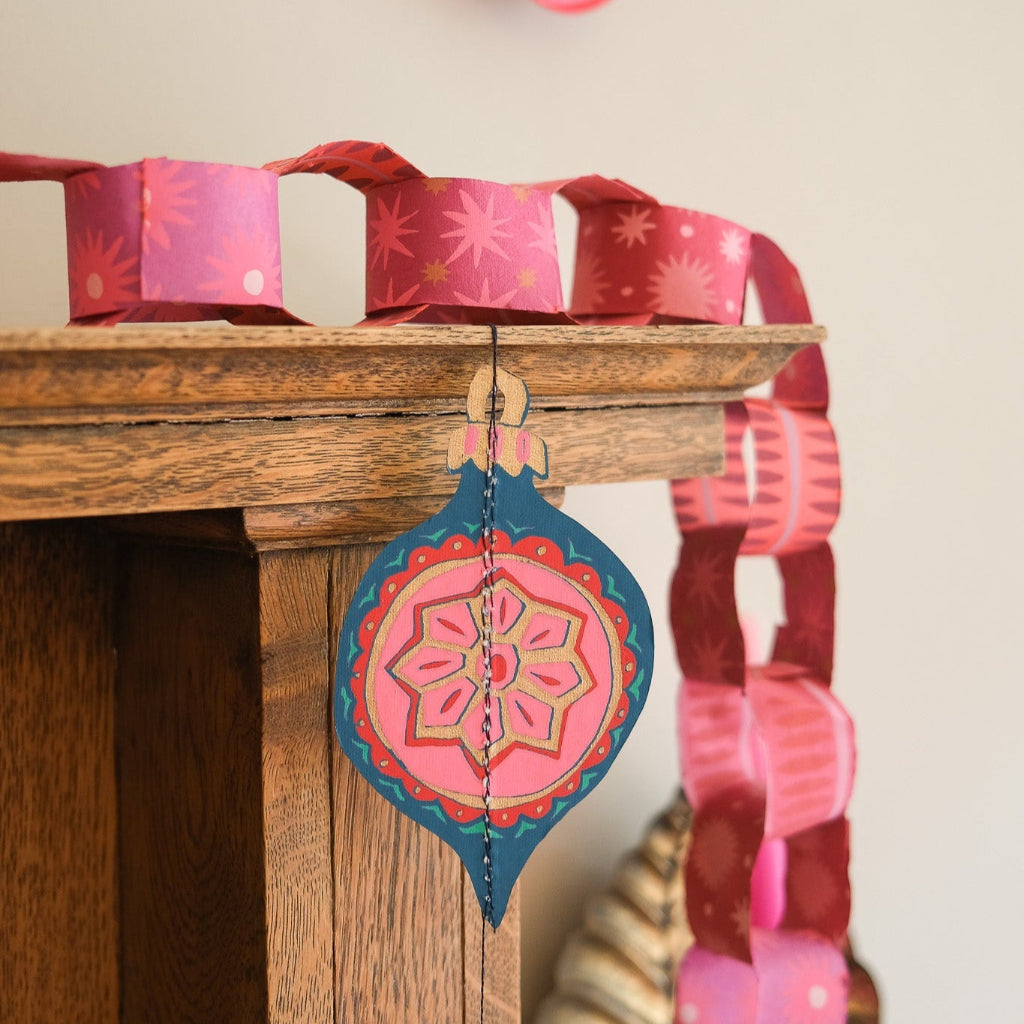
[116,542,267,1023]
[0,521,119,1023]
[258,548,334,1024]
[329,543,467,1024]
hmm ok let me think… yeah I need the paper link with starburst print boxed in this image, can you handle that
[0,151,306,326]
[672,238,862,1022]
[268,139,572,325]
[333,364,653,924]
[532,175,787,325]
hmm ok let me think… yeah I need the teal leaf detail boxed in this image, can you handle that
[507,520,531,536]
[580,770,600,792]
[383,780,405,804]
[460,820,486,837]
[626,622,638,647]
[515,820,538,839]
[385,548,407,570]
[337,687,353,715]
[627,666,646,697]
[568,540,594,564]
[426,527,447,542]
[358,588,377,608]
[347,633,359,663]
[606,575,625,600]
[553,799,571,817]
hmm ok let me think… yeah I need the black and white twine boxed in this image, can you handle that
[479,324,500,1023]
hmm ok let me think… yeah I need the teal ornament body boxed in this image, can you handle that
[334,366,653,924]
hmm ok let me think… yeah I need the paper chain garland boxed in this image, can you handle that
[671,238,860,1023]
[3,139,877,1009]
[334,361,653,924]
[4,141,780,329]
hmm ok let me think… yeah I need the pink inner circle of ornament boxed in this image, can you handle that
[366,552,621,806]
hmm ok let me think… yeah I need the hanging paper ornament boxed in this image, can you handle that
[334,358,653,924]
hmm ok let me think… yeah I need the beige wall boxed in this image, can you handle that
[3,1,1021,1019]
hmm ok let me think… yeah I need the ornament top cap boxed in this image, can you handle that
[447,365,548,479]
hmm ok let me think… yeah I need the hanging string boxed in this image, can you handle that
[479,323,500,1024]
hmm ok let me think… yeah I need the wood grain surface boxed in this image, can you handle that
[328,543,523,1024]
[0,403,721,523]
[258,547,335,1024]
[0,323,821,426]
[0,521,119,1023]
[116,542,267,1024]
[463,878,522,1024]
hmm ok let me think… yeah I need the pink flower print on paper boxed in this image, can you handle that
[140,161,197,253]
[452,278,518,309]
[200,227,282,304]
[390,579,594,769]
[720,227,748,265]
[525,202,559,262]
[571,249,609,310]
[368,192,418,270]
[648,253,717,319]
[205,162,276,198]
[69,230,139,317]
[370,277,421,309]
[66,171,102,200]
[754,930,848,1024]
[441,189,512,267]
[610,204,657,248]
[684,548,732,613]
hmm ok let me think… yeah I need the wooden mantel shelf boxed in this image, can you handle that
[0,323,820,525]
[0,322,820,1024]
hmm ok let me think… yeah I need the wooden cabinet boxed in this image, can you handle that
[0,323,816,1023]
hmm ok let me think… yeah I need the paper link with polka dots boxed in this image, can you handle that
[672,239,860,1021]
[0,151,305,326]
[333,365,653,925]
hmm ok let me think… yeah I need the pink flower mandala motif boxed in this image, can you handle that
[441,189,512,267]
[68,230,139,316]
[648,253,717,319]
[140,160,197,253]
[199,227,283,304]
[571,249,610,310]
[390,578,594,768]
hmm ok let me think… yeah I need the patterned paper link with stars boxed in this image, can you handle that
[531,175,755,325]
[333,364,654,924]
[0,151,306,325]
[668,237,873,1023]
[267,140,575,325]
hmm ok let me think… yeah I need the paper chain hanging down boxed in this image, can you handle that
[2,139,877,1016]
